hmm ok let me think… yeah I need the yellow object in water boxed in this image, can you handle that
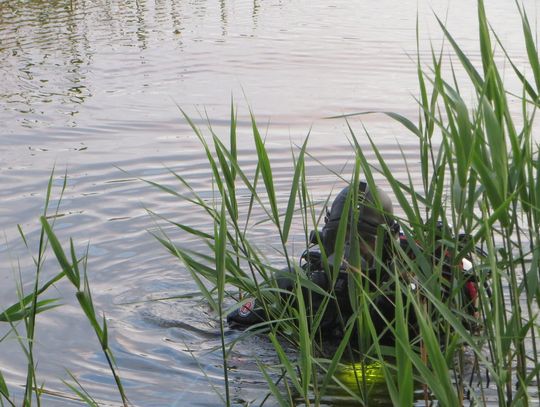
[336,361,386,386]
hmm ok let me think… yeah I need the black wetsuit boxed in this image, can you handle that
[227,248,402,345]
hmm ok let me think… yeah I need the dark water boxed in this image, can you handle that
[0,0,538,405]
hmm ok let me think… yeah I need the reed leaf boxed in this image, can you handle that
[413,301,460,406]
[268,332,303,395]
[63,370,99,407]
[393,275,413,407]
[40,216,79,288]
[435,15,484,91]
[320,317,356,394]
[0,371,9,399]
[257,362,290,407]
[282,136,309,244]
[516,1,540,95]
[252,113,279,227]
[0,299,60,323]
[294,273,312,398]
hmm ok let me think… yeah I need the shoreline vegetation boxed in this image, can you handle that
[1,0,539,405]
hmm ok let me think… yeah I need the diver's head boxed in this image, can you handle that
[356,180,396,239]
[356,181,398,263]
[321,181,398,260]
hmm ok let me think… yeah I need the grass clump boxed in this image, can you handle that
[152,1,540,405]
[0,171,128,407]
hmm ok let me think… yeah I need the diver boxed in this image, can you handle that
[227,180,483,343]
[227,180,403,342]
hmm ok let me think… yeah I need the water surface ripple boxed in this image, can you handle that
[0,0,538,405]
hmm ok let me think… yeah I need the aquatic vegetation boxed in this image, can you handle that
[1,0,538,406]
[0,171,128,407]
[152,1,540,405]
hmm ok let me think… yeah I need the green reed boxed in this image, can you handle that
[0,171,128,407]
[152,1,539,405]
[0,171,66,407]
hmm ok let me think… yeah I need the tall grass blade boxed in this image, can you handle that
[215,203,231,406]
[268,332,303,395]
[330,111,420,137]
[63,370,99,407]
[294,272,312,399]
[40,217,79,288]
[393,274,413,407]
[0,371,9,399]
[283,136,309,243]
[516,1,540,95]
[251,113,280,231]
[0,299,61,323]
[435,15,484,90]
[257,362,290,407]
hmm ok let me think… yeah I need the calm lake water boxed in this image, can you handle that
[0,0,537,405]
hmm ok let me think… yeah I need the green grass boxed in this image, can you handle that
[151,1,540,405]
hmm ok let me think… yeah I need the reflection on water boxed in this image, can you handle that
[0,0,538,405]
[1,0,93,125]
[2,0,531,134]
